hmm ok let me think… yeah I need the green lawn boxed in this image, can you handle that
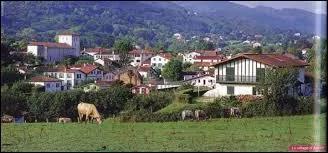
[1,114,326,152]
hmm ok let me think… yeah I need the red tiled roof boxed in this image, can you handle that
[138,66,151,72]
[71,64,98,74]
[158,53,175,59]
[194,55,226,60]
[29,42,74,49]
[194,62,217,67]
[86,48,116,55]
[58,31,80,36]
[128,49,153,54]
[30,76,62,82]
[196,50,218,56]
[214,53,309,68]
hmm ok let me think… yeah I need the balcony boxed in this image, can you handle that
[216,75,262,84]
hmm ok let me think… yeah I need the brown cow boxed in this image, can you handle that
[77,102,102,124]
[195,110,207,120]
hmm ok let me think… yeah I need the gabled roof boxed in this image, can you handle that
[29,76,62,82]
[86,48,117,55]
[28,42,74,49]
[138,66,152,72]
[128,49,153,54]
[157,53,175,60]
[213,53,309,68]
[71,64,99,74]
[194,55,226,60]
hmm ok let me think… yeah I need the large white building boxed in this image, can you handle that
[151,53,175,70]
[184,74,216,89]
[27,32,80,63]
[207,53,309,97]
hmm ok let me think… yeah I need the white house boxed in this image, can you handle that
[151,53,175,70]
[27,32,80,63]
[182,51,201,64]
[252,42,262,48]
[83,48,120,61]
[39,63,103,90]
[29,76,63,92]
[209,53,309,97]
[129,49,153,67]
[184,74,216,89]
[137,66,152,78]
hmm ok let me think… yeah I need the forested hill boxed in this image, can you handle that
[1,1,325,48]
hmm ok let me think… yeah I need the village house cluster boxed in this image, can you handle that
[20,32,312,97]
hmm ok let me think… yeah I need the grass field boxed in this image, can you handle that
[1,114,326,152]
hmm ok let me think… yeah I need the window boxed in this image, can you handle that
[152,63,156,67]
[153,58,156,61]
[158,63,162,67]
[59,73,64,78]
[67,73,72,78]
[203,80,206,85]
[227,86,234,95]
[97,71,101,74]
[256,68,265,82]
[198,79,200,83]
[135,55,140,57]
[56,83,60,88]
[46,83,50,88]
[226,67,235,81]
[77,74,81,79]
[252,87,256,95]
[159,58,162,61]
[136,60,140,63]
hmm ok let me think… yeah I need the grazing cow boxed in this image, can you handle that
[1,115,15,123]
[230,107,242,118]
[77,102,102,124]
[181,110,194,120]
[58,117,72,123]
[195,110,207,120]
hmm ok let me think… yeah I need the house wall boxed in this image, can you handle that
[46,47,76,63]
[27,45,39,56]
[215,83,255,96]
[131,54,152,66]
[58,35,80,56]
[151,55,169,70]
[85,68,103,80]
[29,81,62,92]
[187,76,215,88]
[103,72,115,81]
[115,71,142,86]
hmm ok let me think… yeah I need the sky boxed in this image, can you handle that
[230,1,327,15]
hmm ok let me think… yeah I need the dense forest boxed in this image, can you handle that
[1,1,326,49]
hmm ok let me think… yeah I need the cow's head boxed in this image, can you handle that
[95,117,102,124]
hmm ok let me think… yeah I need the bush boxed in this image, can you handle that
[172,89,193,104]
[11,81,34,94]
[296,96,314,115]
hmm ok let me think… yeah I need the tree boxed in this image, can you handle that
[182,62,192,71]
[252,46,262,54]
[161,58,183,81]
[256,67,299,115]
[11,80,34,94]
[191,40,215,51]
[113,38,134,67]
[1,90,28,116]
[1,65,24,86]
[287,45,297,55]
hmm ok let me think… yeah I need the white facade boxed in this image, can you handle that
[151,55,170,70]
[214,57,306,96]
[185,75,215,88]
[130,54,152,67]
[29,81,62,92]
[58,34,80,56]
[27,33,80,63]
[183,52,201,64]
[44,71,85,90]
[103,72,115,81]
